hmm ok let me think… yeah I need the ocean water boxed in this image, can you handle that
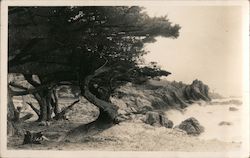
[13,96,244,143]
[165,98,243,143]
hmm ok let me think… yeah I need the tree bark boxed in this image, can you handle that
[39,96,48,121]
[32,89,56,121]
[7,88,20,122]
[52,89,59,115]
[82,67,118,121]
[46,90,53,121]
[7,88,19,136]
[10,74,77,122]
[64,67,118,140]
[65,108,116,140]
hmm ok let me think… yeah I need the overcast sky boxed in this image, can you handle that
[143,6,243,97]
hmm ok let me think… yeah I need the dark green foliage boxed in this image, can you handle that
[9,6,180,86]
[8,6,180,121]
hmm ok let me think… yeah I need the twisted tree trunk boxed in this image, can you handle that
[83,72,118,121]
[64,67,118,140]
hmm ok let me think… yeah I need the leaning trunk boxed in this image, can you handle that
[63,67,118,140]
[82,71,118,122]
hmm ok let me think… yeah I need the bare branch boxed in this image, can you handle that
[9,82,28,90]
[26,102,40,117]
[94,58,110,75]
[23,74,41,87]
[52,90,58,105]
[9,82,57,96]
[19,113,33,122]
[53,100,80,120]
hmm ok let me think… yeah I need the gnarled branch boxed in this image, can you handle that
[26,102,40,117]
[9,82,28,90]
[23,74,41,87]
[82,65,118,120]
[9,82,56,96]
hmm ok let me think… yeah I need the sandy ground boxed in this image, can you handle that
[165,99,243,142]
[8,97,242,152]
[8,120,241,151]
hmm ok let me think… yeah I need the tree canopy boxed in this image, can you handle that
[9,6,179,84]
[8,6,180,123]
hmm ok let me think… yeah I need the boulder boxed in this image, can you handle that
[144,111,159,126]
[176,117,204,135]
[229,107,238,111]
[184,80,211,102]
[218,121,232,126]
[163,119,174,128]
[144,111,173,128]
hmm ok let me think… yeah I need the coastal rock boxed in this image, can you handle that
[184,80,211,102]
[144,111,173,128]
[144,111,160,126]
[219,121,232,126]
[111,80,212,123]
[209,99,242,106]
[163,119,174,128]
[176,117,204,136]
[229,107,238,111]
[139,106,153,114]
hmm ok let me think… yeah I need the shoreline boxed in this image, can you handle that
[8,121,241,151]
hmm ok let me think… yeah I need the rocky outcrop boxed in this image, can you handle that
[209,99,242,106]
[218,121,232,126]
[111,79,211,122]
[229,107,238,111]
[183,80,211,102]
[144,111,173,128]
[175,117,204,136]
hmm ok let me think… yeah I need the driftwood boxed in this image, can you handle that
[53,100,80,120]
[23,131,49,144]
[19,113,33,122]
